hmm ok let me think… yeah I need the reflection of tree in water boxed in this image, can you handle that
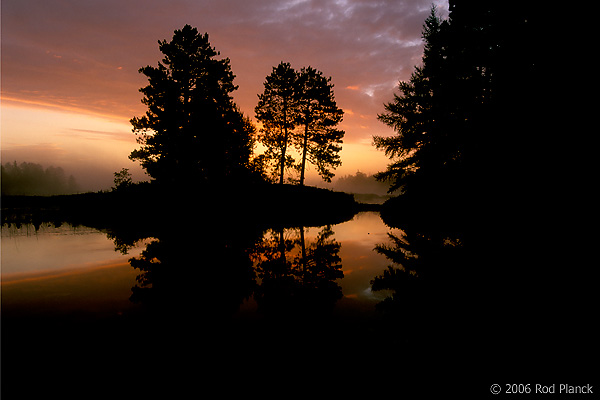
[252,225,343,318]
[126,222,259,320]
[113,221,344,322]
[371,223,464,346]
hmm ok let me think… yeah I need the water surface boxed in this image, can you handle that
[3,210,454,396]
[1,212,398,321]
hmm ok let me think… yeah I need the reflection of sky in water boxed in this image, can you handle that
[1,223,146,317]
[257,212,399,307]
[1,223,147,279]
[2,212,398,316]
[333,212,399,303]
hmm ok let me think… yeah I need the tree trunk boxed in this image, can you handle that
[280,128,287,185]
[279,100,289,185]
[299,121,309,186]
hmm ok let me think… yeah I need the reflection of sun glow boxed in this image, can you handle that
[1,261,141,317]
[1,261,132,285]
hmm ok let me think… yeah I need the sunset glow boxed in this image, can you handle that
[5,3,581,394]
[1,0,449,191]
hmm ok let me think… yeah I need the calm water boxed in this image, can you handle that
[3,209,496,395]
[3,211,417,394]
[1,212,396,321]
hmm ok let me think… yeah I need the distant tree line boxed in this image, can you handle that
[129,25,344,189]
[1,161,80,196]
[334,171,391,196]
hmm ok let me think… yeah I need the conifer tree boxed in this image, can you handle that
[130,25,254,186]
[255,62,299,184]
[295,67,344,185]
[255,63,344,185]
[374,8,451,196]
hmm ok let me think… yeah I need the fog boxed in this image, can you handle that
[332,171,392,196]
[1,161,80,196]
[1,160,393,198]
[1,160,149,194]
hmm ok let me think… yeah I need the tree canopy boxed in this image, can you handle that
[130,24,256,187]
[375,3,536,209]
[295,66,344,185]
[255,62,299,185]
[255,62,344,185]
[374,8,463,198]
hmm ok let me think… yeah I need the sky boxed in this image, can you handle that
[1,0,448,191]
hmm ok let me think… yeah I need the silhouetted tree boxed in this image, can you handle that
[375,3,537,211]
[130,25,255,187]
[374,8,460,199]
[256,63,344,185]
[255,62,299,184]
[295,67,344,185]
[112,168,133,191]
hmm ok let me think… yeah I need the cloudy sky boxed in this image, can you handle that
[1,0,448,190]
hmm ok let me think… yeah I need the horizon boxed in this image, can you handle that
[1,0,449,191]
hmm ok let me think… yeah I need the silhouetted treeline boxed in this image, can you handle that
[334,171,391,196]
[374,3,595,368]
[1,161,80,196]
[375,2,539,217]
[1,180,359,232]
[129,26,347,192]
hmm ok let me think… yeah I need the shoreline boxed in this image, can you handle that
[1,183,383,231]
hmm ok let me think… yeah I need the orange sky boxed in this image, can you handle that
[1,0,448,191]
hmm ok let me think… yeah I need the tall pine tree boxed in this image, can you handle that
[130,25,255,187]
[295,67,344,185]
[255,62,299,184]
[255,63,344,185]
[374,8,458,199]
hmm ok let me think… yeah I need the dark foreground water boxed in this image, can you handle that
[3,208,596,395]
[3,212,432,395]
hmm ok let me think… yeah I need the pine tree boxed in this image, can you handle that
[374,8,452,196]
[295,67,344,185]
[130,25,255,186]
[256,63,345,186]
[255,62,299,184]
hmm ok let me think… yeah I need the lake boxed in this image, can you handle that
[2,211,419,394]
[2,212,398,321]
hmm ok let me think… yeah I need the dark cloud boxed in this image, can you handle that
[2,0,447,143]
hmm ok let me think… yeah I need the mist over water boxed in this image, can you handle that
[1,160,148,194]
[2,160,391,196]
[1,161,80,195]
